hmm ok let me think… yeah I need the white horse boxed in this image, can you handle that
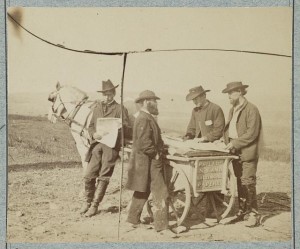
[47,82,136,169]
[47,82,96,169]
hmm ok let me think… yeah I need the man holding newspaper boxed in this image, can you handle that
[80,80,131,217]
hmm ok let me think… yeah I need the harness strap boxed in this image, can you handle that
[69,107,93,135]
[70,128,90,148]
[67,100,95,146]
[54,95,96,146]
[65,97,89,127]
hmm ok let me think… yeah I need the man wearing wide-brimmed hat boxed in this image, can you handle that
[183,85,225,221]
[184,85,225,142]
[79,79,131,217]
[126,90,170,234]
[222,81,262,227]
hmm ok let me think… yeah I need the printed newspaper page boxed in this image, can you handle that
[96,118,121,148]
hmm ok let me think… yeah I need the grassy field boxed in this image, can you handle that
[8,114,290,165]
[7,114,292,242]
[8,114,81,165]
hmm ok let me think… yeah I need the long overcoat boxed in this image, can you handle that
[126,111,164,192]
[224,99,262,162]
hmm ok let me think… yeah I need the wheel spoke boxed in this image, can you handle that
[214,193,225,203]
[173,188,185,193]
[222,202,229,207]
[169,200,180,221]
[169,171,179,188]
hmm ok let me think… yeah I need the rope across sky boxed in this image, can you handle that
[8,13,292,58]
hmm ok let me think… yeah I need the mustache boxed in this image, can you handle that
[147,102,159,115]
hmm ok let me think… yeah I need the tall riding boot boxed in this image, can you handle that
[235,179,248,219]
[244,184,260,227]
[84,180,109,217]
[79,178,96,215]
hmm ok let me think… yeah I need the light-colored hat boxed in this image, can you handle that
[135,90,160,103]
[186,86,210,101]
[97,79,119,93]
[222,81,249,93]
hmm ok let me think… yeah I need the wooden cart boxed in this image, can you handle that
[124,146,238,226]
[148,154,239,226]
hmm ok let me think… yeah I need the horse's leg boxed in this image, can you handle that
[71,132,89,199]
[71,132,89,170]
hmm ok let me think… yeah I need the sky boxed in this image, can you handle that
[7,7,292,130]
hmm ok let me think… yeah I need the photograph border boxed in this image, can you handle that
[1,1,298,248]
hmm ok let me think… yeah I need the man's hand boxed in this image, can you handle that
[225,142,234,150]
[197,136,208,143]
[93,131,109,140]
[213,137,224,145]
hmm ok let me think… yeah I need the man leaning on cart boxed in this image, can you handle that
[125,90,173,235]
[223,81,262,227]
[183,85,225,221]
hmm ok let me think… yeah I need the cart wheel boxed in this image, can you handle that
[206,162,237,221]
[166,162,191,226]
[146,163,191,226]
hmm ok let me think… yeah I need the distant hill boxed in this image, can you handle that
[7,88,291,163]
[8,89,291,131]
[8,92,51,117]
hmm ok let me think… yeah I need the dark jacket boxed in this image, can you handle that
[87,100,131,146]
[126,111,164,192]
[224,99,262,162]
[85,100,131,162]
[186,101,225,142]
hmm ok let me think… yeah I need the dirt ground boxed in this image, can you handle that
[7,159,291,243]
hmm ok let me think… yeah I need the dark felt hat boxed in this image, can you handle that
[186,86,210,101]
[97,79,119,93]
[222,81,249,93]
[135,90,160,103]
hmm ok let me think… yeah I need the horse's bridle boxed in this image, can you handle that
[50,92,68,119]
[49,91,92,147]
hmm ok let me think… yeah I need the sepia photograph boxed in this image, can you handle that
[6,7,292,242]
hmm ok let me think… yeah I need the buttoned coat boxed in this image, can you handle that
[186,101,225,142]
[126,111,165,192]
[224,99,262,162]
[87,100,131,144]
[85,100,131,161]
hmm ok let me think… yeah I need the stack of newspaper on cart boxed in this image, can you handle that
[162,134,230,157]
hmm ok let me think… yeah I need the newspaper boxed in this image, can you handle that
[162,134,229,155]
[95,118,122,148]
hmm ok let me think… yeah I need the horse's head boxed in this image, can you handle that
[48,81,88,123]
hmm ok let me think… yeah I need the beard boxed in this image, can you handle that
[147,102,159,115]
[230,98,239,107]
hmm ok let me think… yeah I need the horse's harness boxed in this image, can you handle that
[52,92,94,146]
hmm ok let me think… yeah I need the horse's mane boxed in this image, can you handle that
[60,85,88,103]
